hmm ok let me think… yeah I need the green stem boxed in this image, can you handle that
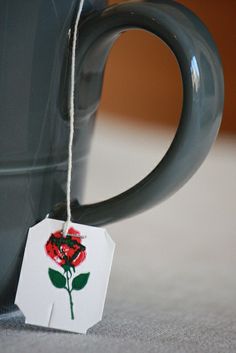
[66,271,74,320]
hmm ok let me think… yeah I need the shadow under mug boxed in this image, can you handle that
[0,0,224,306]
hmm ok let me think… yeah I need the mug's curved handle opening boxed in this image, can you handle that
[50,0,224,226]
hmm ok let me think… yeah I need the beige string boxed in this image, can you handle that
[63,0,85,236]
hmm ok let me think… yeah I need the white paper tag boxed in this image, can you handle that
[15,218,115,334]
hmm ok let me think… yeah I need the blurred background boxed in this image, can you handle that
[98,0,236,135]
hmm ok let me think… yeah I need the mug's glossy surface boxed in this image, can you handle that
[52,0,224,224]
[0,0,224,306]
[0,0,106,306]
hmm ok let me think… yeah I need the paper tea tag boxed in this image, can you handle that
[15,218,115,334]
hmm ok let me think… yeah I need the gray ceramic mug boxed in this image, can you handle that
[0,0,224,306]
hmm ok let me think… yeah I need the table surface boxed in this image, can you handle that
[1,117,236,353]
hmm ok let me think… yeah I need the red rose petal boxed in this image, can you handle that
[45,229,86,268]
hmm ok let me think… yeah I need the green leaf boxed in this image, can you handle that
[72,272,90,291]
[48,268,66,289]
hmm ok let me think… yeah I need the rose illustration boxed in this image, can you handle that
[45,227,90,320]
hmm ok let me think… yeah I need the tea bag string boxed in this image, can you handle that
[63,0,85,236]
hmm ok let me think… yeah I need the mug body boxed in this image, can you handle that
[0,0,106,306]
[0,0,223,309]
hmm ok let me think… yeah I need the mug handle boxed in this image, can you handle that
[50,0,224,226]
